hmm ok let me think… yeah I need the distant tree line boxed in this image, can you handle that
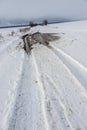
[29,20,48,27]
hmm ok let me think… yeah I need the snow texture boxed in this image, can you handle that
[0,21,87,130]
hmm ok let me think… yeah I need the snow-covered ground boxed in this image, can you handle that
[0,20,87,130]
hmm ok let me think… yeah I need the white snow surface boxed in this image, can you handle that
[0,21,87,130]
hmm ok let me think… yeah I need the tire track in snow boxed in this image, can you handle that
[7,53,31,130]
[48,44,87,94]
[44,73,87,130]
[46,45,87,99]
[0,50,25,130]
[32,50,75,130]
[36,44,87,128]
[8,52,48,130]
[40,74,74,130]
[32,51,50,130]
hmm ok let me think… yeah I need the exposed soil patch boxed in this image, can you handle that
[16,41,24,51]
[19,27,30,33]
[22,32,60,53]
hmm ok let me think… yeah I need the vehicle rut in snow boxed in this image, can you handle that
[3,29,87,130]
[31,39,87,130]
[47,44,87,92]
[32,51,74,130]
[8,53,49,130]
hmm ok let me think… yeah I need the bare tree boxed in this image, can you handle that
[29,21,37,27]
[43,20,48,25]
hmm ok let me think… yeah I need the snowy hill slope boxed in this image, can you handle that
[0,21,87,130]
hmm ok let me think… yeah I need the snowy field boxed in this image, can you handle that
[0,20,87,130]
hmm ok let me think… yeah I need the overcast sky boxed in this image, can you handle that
[0,0,87,21]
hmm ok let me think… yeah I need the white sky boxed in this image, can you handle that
[0,0,87,21]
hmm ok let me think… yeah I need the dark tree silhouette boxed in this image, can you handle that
[29,21,37,27]
[43,20,48,25]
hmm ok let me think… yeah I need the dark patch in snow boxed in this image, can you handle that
[22,32,60,54]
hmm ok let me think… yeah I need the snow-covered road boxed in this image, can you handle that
[0,21,87,130]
